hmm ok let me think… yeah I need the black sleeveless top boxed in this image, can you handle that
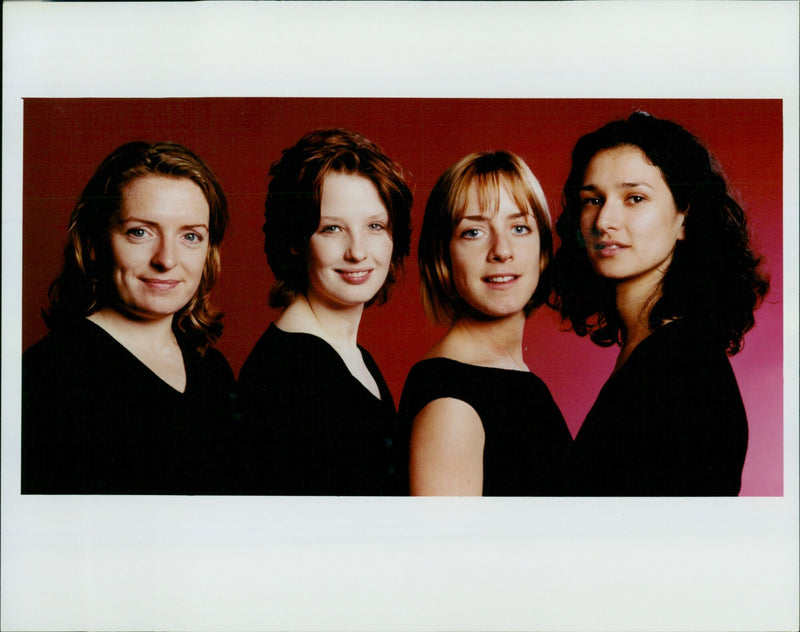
[399,358,572,496]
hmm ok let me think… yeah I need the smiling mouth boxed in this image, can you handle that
[142,278,180,290]
[483,274,519,285]
[593,242,628,256]
[337,269,373,284]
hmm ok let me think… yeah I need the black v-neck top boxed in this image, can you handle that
[236,324,402,495]
[399,358,572,496]
[567,319,749,496]
[22,318,237,494]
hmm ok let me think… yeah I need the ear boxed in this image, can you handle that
[676,207,688,241]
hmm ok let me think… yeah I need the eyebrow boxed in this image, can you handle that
[459,211,530,222]
[580,181,655,192]
[118,217,209,231]
[319,212,388,223]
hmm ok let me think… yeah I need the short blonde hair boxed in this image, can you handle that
[418,151,552,326]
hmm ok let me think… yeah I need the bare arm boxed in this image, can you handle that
[409,397,485,496]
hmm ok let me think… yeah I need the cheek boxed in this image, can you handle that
[578,214,594,242]
[109,243,140,274]
[528,240,541,267]
[307,238,332,270]
[449,252,473,294]
[369,233,394,264]
[190,248,210,278]
[448,244,467,276]
[377,236,394,263]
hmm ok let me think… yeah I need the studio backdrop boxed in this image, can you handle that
[22,97,784,495]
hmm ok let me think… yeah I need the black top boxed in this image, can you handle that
[236,324,402,495]
[22,318,238,494]
[568,319,749,496]
[398,358,572,496]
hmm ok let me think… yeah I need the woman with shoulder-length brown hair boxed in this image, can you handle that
[398,151,572,496]
[237,128,413,495]
[22,141,236,494]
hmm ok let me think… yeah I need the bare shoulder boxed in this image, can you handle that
[274,301,315,334]
[423,329,474,364]
[412,398,484,442]
[410,398,485,496]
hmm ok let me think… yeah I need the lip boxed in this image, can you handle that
[482,274,520,289]
[141,278,181,291]
[592,241,629,258]
[336,268,374,285]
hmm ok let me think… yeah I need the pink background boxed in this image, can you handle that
[22,98,784,495]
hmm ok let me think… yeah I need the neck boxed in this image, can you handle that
[277,293,364,350]
[439,311,528,371]
[88,307,176,348]
[614,278,660,370]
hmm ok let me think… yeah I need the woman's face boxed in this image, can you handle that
[449,181,541,320]
[306,172,393,310]
[107,175,210,322]
[579,144,686,294]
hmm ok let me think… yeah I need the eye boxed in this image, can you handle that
[628,194,646,204]
[580,196,602,207]
[126,227,148,239]
[320,225,342,234]
[459,228,484,239]
[511,225,532,235]
[183,231,205,243]
[368,222,387,232]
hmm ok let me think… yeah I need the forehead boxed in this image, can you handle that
[118,175,209,220]
[583,144,665,185]
[456,175,532,220]
[320,171,386,213]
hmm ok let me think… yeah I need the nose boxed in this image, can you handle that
[592,199,621,234]
[344,233,366,262]
[151,238,177,270]
[488,231,512,262]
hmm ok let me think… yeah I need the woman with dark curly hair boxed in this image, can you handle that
[22,141,236,494]
[237,129,413,495]
[551,112,769,496]
[399,151,572,496]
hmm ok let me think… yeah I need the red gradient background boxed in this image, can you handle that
[22,98,784,495]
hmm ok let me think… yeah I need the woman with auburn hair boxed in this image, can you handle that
[399,151,572,496]
[237,128,413,495]
[551,112,769,495]
[22,141,237,494]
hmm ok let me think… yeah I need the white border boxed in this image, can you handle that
[3,2,798,631]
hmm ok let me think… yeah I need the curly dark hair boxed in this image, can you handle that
[550,111,769,355]
[44,141,228,352]
[263,128,413,309]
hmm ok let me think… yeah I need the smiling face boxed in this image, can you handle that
[107,175,210,322]
[449,180,541,320]
[305,172,394,310]
[579,144,686,297]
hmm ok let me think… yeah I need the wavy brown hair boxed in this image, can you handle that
[550,112,769,354]
[44,141,228,352]
[263,128,413,308]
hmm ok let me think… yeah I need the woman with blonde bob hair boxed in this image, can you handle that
[22,141,237,494]
[399,151,572,496]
